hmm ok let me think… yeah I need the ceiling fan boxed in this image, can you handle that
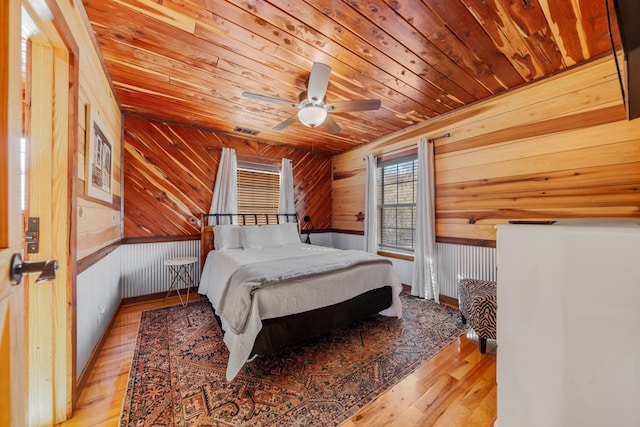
[242,62,381,134]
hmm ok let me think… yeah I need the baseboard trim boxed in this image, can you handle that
[120,287,200,305]
[75,302,121,404]
[439,294,459,308]
[401,284,459,308]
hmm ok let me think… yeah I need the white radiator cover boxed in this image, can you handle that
[384,242,496,298]
[436,242,496,298]
[120,240,201,298]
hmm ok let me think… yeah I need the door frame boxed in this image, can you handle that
[23,0,79,422]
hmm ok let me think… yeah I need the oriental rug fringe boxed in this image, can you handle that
[120,294,466,426]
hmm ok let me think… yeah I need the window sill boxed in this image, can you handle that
[377,250,414,262]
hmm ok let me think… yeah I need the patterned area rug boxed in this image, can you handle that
[120,294,467,426]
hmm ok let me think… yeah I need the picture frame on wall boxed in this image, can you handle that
[85,104,113,203]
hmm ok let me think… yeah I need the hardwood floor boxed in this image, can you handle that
[61,296,497,427]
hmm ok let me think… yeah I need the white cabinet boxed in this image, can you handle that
[496,221,640,427]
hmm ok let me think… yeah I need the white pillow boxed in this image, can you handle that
[241,225,264,249]
[214,225,242,250]
[242,224,285,249]
[279,222,301,244]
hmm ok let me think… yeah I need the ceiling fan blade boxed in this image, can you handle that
[325,99,381,112]
[242,92,299,109]
[321,115,341,134]
[307,63,331,103]
[272,115,300,131]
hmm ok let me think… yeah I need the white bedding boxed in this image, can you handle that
[198,243,403,381]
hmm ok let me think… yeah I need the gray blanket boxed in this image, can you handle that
[217,249,392,334]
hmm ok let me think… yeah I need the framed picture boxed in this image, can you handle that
[85,104,113,203]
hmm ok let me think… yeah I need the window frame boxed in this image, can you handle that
[377,154,419,253]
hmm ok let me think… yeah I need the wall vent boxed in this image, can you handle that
[234,126,260,136]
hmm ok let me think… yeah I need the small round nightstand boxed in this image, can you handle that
[164,256,198,306]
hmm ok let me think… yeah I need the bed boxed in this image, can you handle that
[198,213,403,381]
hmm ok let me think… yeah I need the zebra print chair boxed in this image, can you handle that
[458,278,497,354]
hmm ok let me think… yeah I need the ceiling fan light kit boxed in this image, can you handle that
[298,105,327,127]
[242,62,381,134]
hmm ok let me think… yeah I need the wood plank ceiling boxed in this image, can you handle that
[81,0,621,155]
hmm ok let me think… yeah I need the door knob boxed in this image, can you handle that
[10,253,58,285]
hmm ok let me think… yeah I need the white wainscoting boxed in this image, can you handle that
[330,232,496,299]
[331,232,364,250]
[77,240,200,379]
[76,246,122,379]
[120,240,201,299]
[304,232,333,247]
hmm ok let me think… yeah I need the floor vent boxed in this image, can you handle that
[233,126,260,136]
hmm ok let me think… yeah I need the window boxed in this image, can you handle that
[377,156,418,252]
[237,162,280,224]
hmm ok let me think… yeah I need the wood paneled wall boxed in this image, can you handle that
[123,115,332,238]
[333,55,640,242]
[64,0,122,262]
[76,96,121,261]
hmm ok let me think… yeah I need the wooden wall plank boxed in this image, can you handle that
[332,55,640,242]
[437,163,640,197]
[437,138,640,185]
[438,188,640,211]
[76,226,121,260]
[123,115,333,237]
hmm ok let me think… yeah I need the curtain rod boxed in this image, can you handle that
[362,132,451,160]
[206,146,282,164]
[237,152,283,164]
[428,132,451,143]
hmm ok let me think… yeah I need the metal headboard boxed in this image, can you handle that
[199,213,299,267]
[202,213,298,225]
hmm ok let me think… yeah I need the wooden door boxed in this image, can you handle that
[1,1,74,425]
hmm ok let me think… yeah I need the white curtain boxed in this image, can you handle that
[208,147,238,225]
[364,154,378,253]
[279,158,295,222]
[411,138,439,302]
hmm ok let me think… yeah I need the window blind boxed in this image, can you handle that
[237,168,280,224]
